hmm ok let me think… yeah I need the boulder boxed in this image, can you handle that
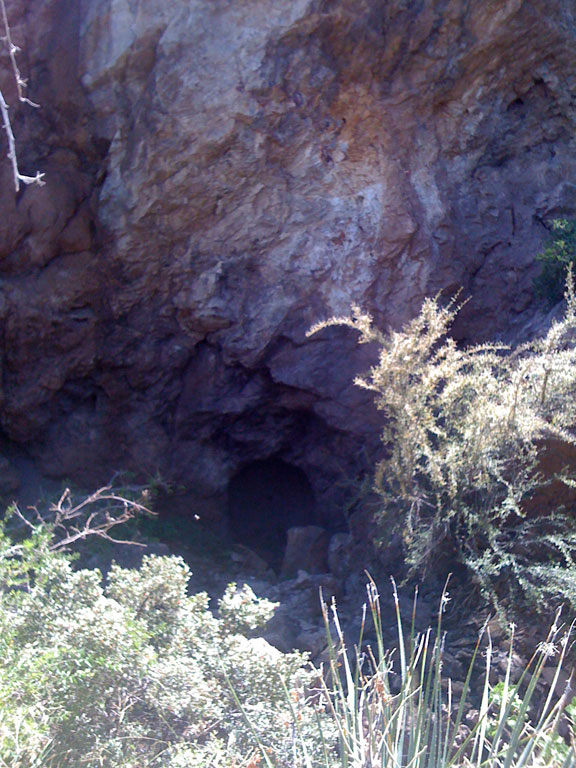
[280,525,330,578]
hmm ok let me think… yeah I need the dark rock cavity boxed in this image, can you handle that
[2,0,576,528]
[228,458,316,568]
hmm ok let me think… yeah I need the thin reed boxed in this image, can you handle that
[247,579,576,768]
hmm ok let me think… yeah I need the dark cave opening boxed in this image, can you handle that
[227,458,316,569]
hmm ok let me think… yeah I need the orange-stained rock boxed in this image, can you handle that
[1,0,576,524]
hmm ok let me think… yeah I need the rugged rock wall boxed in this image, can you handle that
[2,0,576,522]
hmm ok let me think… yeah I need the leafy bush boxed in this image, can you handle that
[308,274,576,615]
[0,512,323,768]
[1,503,575,768]
[535,219,576,305]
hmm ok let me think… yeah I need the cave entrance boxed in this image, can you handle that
[227,458,316,570]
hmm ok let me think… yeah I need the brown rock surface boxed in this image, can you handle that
[1,0,576,525]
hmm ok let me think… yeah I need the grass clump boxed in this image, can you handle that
[248,579,576,768]
[308,272,576,616]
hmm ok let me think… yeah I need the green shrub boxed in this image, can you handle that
[2,503,575,768]
[308,274,576,615]
[0,512,324,768]
[535,219,576,305]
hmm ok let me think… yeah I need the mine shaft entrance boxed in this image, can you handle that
[227,458,316,570]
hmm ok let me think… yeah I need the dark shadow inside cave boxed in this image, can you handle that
[227,458,316,570]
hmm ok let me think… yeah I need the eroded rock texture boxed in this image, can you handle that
[2,0,576,522]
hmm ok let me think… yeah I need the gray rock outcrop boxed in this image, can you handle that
[1,0,576,526]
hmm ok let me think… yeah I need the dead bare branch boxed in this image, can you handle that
[0,0,44,191]
[11,486,155,552]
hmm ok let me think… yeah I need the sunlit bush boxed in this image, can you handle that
[309,273,576,615]
[1,507,574,767]
[0,514,322,768]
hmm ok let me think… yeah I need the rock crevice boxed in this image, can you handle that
[2,0,576,521]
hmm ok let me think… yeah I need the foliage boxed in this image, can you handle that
[0,511,323,768]
[248,579,576,768]
[1,502,575,768]
[308,273,576,615]
[535,219,576,305]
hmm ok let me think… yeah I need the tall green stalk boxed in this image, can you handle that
[245,583,576,767]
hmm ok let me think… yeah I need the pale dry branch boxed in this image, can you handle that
[0,0,44,191]
[12,486,154,551]
[0,0,37,106]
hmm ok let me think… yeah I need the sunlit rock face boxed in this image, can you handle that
[1,0,576,519]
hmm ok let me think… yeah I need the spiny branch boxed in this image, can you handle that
[11,486,154,551]
[0,0,44,191]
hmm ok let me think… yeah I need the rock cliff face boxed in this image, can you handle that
[2,0,576,524]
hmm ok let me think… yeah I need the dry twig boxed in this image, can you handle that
[12,486,154,551]
[0,0,44,191]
